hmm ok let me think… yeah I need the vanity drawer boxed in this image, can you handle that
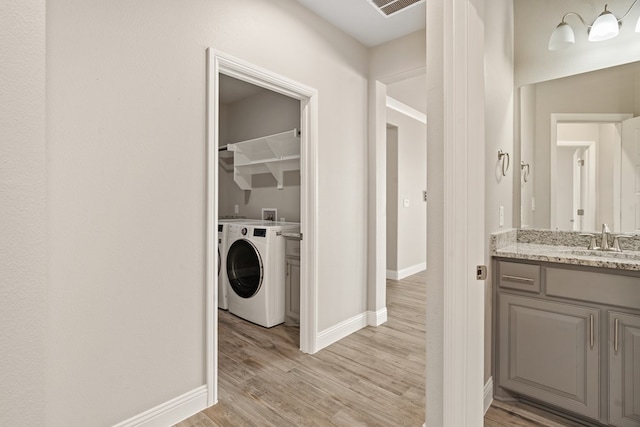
[546,268,640,310]
[498,261,541,293]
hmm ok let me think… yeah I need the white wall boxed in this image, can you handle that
[219,90,301,222]
[386,107,427,275]
[46,0,369,424]
[484,0,514,383]
[598,123,619,227]
[0,1,46,425]
[515,0,640,87]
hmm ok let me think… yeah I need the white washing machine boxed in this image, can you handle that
[226,221,300,327]
[217,218,261,310]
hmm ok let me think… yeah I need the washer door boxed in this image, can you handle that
[217,247,221,277]
[226,239,263,298]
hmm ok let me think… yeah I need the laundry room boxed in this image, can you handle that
[217,74,303,334]
[218,74,301,222]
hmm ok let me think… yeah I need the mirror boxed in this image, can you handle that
[519,61,640,233]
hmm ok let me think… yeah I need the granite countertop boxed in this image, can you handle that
[492,229,640,272]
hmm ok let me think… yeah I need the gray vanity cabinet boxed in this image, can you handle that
[495,259,640,426]
[499,293,600,420]
[609,312,640,427]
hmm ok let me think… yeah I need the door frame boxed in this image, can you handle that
[205,49,319,406]
[550,113,631,231]
[555,141,595,231]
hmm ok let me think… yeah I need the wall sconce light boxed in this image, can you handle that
[548,0,640,50]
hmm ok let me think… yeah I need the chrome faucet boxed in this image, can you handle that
[601,223,611,251]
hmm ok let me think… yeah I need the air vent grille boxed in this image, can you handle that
[368,0,424,17]
[372,0,395,7]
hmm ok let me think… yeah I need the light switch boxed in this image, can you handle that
[499,205,504,227]
[234,204,239,214]
[403,198,410,208]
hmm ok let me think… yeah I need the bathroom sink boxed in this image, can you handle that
[561,248,640,262]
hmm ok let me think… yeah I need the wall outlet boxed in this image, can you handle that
[499,205,504,227]
[531,197,536,211]
[234,204,239,214]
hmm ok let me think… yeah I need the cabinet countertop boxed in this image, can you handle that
[494,242,640,272]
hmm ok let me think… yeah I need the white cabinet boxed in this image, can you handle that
[227,128,300,190]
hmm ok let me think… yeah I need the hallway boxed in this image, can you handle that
[178,272,426,426]
[177,271,577,427]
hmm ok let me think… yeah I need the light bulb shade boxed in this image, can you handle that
[548,22,575,50]
[589,10,619,41]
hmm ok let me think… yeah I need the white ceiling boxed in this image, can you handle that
[293,0,426,47]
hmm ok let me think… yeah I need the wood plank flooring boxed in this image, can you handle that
[176,272,581,427]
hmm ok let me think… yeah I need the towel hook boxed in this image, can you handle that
[521,161,530,183]
[498,150,510,177]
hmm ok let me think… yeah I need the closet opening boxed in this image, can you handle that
[205,50,319,405]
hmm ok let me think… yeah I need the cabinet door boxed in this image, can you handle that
[499,294,600,420]
[609,312,640,427]
[285,257,300,326]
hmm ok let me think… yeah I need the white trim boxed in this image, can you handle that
[426,0,486,424]
[205,47,219,408]
[549,113,632,231]
[386,262,426,280]
[367,307,388,326]
[484,377,494,415]
[316,313,368,351]
[112,386,208,427]
[205,50,321,409]
[386,96,427,124]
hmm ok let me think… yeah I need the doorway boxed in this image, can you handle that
[384,80,427,281]
[550,114,632,232]
[205,50,319,405]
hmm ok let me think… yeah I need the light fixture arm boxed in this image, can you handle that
[549,0,640,50]
[562,0,640,28]
[617,0,640,21]
[560,11,592,29]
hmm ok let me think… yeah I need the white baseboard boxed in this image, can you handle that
[113,385,208,427]
[367,307,388,326]
[317,312,368,351]
[484,377,494,414]
[386,262,426,280]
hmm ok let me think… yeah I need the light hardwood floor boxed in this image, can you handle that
[176,272,579,427]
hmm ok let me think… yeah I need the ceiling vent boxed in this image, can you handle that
[368,0,425,17]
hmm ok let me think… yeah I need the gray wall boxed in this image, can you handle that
[484,0,515,384]
[45,0,368,424]
[386,125,399,272]
[219,90,301,222]
[0,1,46,425]
[386,107,427,275]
